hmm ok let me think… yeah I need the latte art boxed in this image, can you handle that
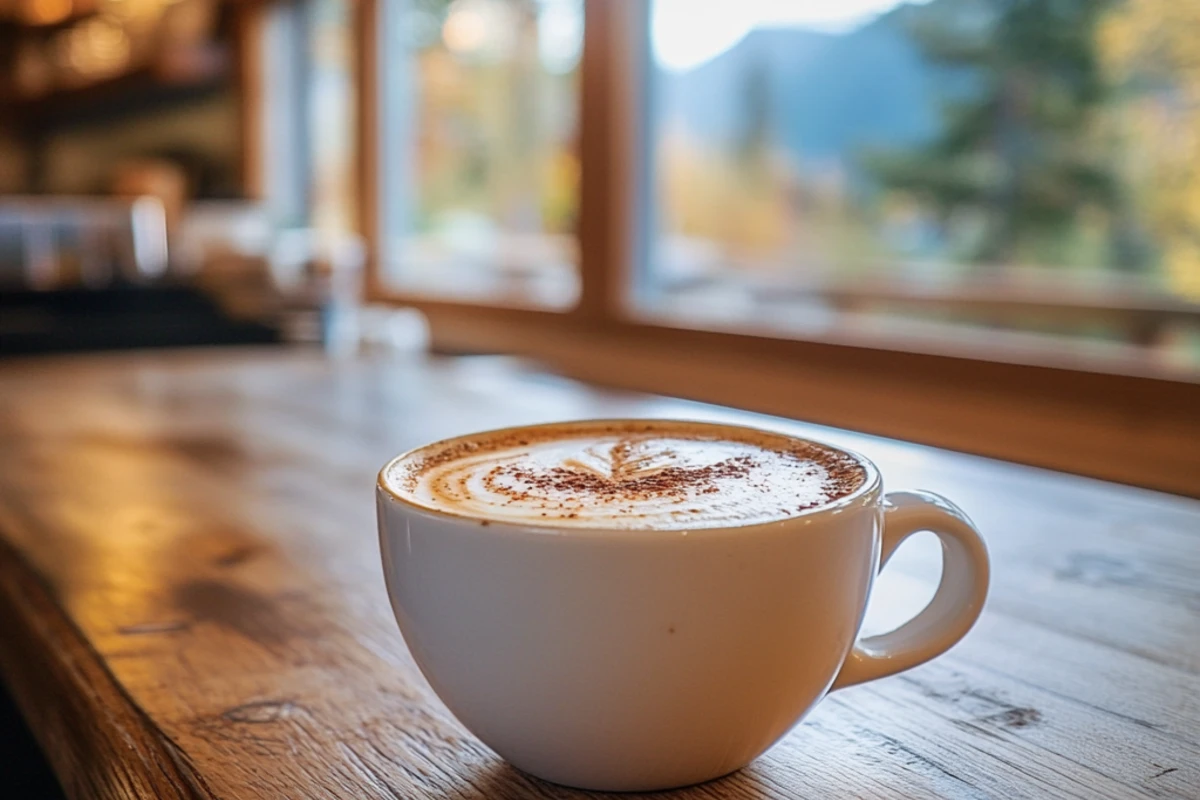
[385,421,866,530]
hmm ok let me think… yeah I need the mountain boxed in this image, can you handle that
[659,4,949,173]
[656,27,834,146]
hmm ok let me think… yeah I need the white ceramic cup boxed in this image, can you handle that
[377,420,989,792]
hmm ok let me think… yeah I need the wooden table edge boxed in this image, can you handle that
[0,535,215,800]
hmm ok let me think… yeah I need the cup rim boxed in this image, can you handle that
[376,418,882,537]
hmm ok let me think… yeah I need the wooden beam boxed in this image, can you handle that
[575,0,643,320]
[232,1,266,200]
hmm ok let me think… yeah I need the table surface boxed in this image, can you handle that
[0,349,1196,800]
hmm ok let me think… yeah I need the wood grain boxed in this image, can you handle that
[0,537,211,800]
[0,349,1196,799]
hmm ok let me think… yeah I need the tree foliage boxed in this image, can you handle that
[868,0,1125,266]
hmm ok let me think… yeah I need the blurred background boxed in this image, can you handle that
[0,0,364,354]
[1,0,1197,470]
[2,0,1198,363]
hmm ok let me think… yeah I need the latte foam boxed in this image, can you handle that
[383,421,866,530]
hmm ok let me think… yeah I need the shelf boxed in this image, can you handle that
[6,45,231,134]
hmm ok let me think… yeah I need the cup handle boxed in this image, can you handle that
[832,490,990,691]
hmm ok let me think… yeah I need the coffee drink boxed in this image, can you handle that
[378,418,989,791]
[383,420,865,529]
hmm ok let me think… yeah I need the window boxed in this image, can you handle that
[639,0,1200,367]
[259,0,355,232]
[308,0,357,236]
[377,0,584,308]
[358,1,1200,495]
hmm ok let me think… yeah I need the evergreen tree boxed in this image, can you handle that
[736,58,773,176]
[868,0,1123,266]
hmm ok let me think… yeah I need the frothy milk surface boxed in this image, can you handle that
[384,421,867,530]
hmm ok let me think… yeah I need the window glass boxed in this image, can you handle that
[379,0,583,308]
[643,0,1200,368]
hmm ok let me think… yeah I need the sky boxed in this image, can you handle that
[651,0,918,71]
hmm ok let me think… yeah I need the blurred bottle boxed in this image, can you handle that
[270,229,366,355]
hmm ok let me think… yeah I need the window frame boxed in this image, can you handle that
[353,0,1200,496]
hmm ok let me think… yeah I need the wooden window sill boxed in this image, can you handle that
[367,289,1200,498]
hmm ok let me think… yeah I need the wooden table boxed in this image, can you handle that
[0,349,1196,799]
